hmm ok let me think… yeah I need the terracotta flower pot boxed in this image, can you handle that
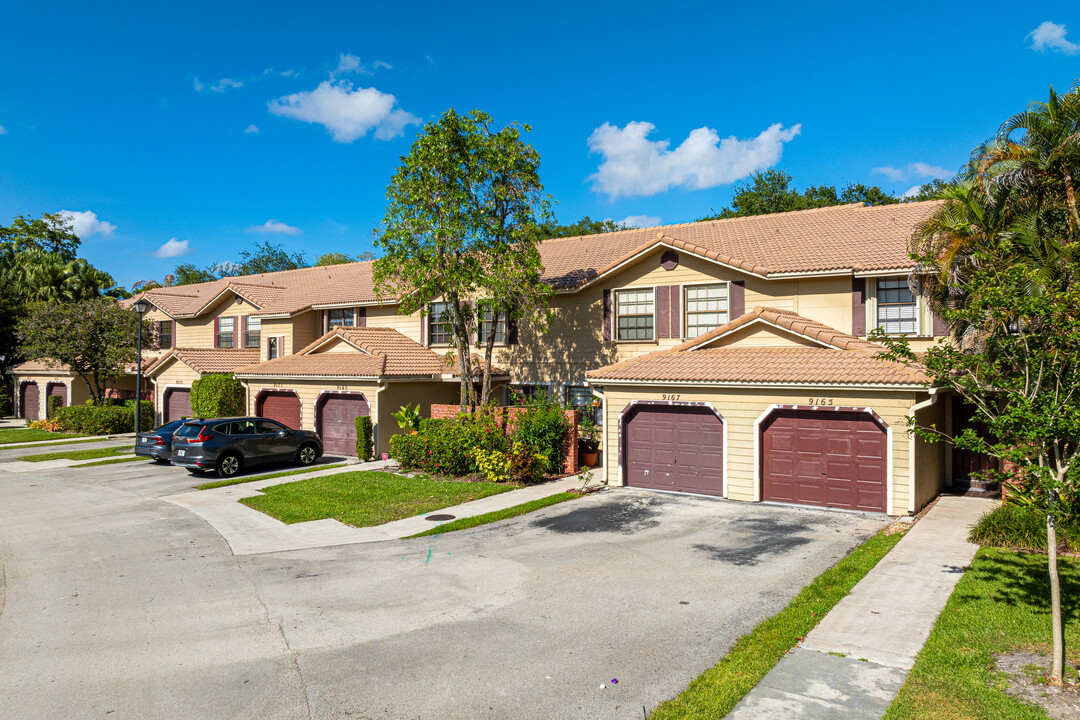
[580,451,598,468]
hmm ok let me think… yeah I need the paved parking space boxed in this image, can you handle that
[0,455,888,719]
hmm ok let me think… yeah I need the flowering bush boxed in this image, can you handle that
[390,413,509,475]
[508,441,547,483]
[475,448,511,483]
[513,395,570,474]
[28,418,64,432]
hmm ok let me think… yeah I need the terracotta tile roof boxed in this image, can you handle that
[540,201,943,288]
[586,308,927,386]
[235,326,508,379]
[146,348,260,376]
[133,261,379,319]
[131,201,941,317]
[14,351,169,376]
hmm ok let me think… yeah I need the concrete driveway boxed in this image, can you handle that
[0,447,887,719]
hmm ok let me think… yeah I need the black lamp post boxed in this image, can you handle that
[132,299,148,436]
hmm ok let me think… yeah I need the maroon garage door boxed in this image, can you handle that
[48,383,67,408]
[20,382,40,420]
[164,388,192,423]
[624,405,724,496]
[762,410,887,513]
[317,393,370,456]
[257,391,302,430]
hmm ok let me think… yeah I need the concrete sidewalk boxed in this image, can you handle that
[728,495,998,719]
[164,461,587,555]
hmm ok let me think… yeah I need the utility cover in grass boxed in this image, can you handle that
[240,470,520,527]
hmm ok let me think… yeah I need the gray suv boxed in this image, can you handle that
[171,417,323,478]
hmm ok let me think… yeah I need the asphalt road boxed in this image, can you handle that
[0,447,887,719]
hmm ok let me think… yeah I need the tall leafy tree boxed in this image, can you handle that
[171,263,218,286]
[17,298,150,405]
[236,241,308,275]
[315,251,376,266]
[697,169,900,221]
[375,108,553,407]
[534,216,629,239]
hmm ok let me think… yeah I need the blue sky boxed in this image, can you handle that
[1,1,1078,289]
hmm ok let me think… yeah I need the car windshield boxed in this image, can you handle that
[175,423,205,438]
[153,420,186,433]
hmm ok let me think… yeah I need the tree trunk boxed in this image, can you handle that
[1064,173,1080,234]
[480,322,496,407]
[1048,511,1065,686]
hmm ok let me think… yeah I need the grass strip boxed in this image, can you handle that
[18,446,131,462]
[1,438,104,452]
[77,456,146,467]
[649,530,904,720]
[0,429,88,445]
[406,492,578,538]
[240,470,518,527]
[197,463,349,490]
[884,547,1080,719]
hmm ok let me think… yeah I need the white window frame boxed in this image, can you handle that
[244,316,262,349]
[477,304,507,345]
[428,302,453,346]
[327,308,355,328]
[613,285,656,342]
[682,281,730,339]
[217,316,235,349]
[267,335,285,361]
[869,276,922,336]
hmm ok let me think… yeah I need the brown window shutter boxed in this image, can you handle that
[656,286,670,339]
[730,281,745,318]
[322,311,329,335]
[602,289,612,340]
[239,315,246,346]
[357,307,367,327]
[669,285,681,338]
[932,312,947,336]
[170,320,176,348]
[507,316,518,345]
[421,312,428,346]
[214,317,220,348]
[851,278,866,336]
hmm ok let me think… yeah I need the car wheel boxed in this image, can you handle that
[216,453,242,478]
[297,444,318,466]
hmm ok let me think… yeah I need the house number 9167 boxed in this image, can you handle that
[662,393,681,401]
[809,398,835,406]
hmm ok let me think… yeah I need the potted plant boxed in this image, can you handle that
[577,414,601,468]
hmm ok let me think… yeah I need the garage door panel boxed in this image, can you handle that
[165,388,191,423]
[317,394,370,456]
[259,391,301,430]
[624,405,724,497]
[763,410,886,513]
[21,383,40,420]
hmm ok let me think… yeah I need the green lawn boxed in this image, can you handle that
[77,456,147,468]
[0,428,87,445]
[406,492,578,538]
[197,463,349,490]
[885,548,1080,720]
[240,471,519,527]
[18,446,132,462]
[0,438,112,451]
[649,531,904,720]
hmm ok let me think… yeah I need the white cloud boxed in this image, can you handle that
[192,77,205,92]
[331,54,392,78]
[247,219,301,235]
[619,214,662,228]
[59,210,116,238]
[268,80,419,142]
[872,166,905,181]
[0,125,7,135]
[910,161,951,178]
[244,124,259,134]
[1028,21,1080,54]
[211,77,243,92]
[152,238,190,258]
[587,121,801,199]
[901,185,924,199]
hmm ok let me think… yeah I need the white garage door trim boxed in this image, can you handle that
[616,399,729,499]
[753,403,894,515]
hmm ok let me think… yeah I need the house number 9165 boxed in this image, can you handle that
[662,393,681,401]
[809,398,835,406]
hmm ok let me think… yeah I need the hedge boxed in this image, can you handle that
[55,400,154,435]
[355,416,374,460]
[190,373,245,418]
[390,415,509,476]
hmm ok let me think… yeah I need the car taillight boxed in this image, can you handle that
[156,437,165,445]
[195,426,211,442]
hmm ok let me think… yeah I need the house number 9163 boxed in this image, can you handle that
[809,398,835,406]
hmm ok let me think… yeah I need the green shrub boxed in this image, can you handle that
[355,416,374,460]
[969,504,1080,552]
[47,394,63,418]
[389,414,508,476]
[55,401,153,435]
[513,395,570,474]
[507,441,547,483]
[475,448,511,483]
[190,373,245,418]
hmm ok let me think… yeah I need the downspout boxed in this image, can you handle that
[374,381,389,459]
[907,388,940,514]
[589,383,608,486]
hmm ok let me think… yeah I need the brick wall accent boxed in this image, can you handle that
[430,403,579,474]
[105,388,154,401]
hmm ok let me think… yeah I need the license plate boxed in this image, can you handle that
[177,449,186,457]
[142,438,154,444]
